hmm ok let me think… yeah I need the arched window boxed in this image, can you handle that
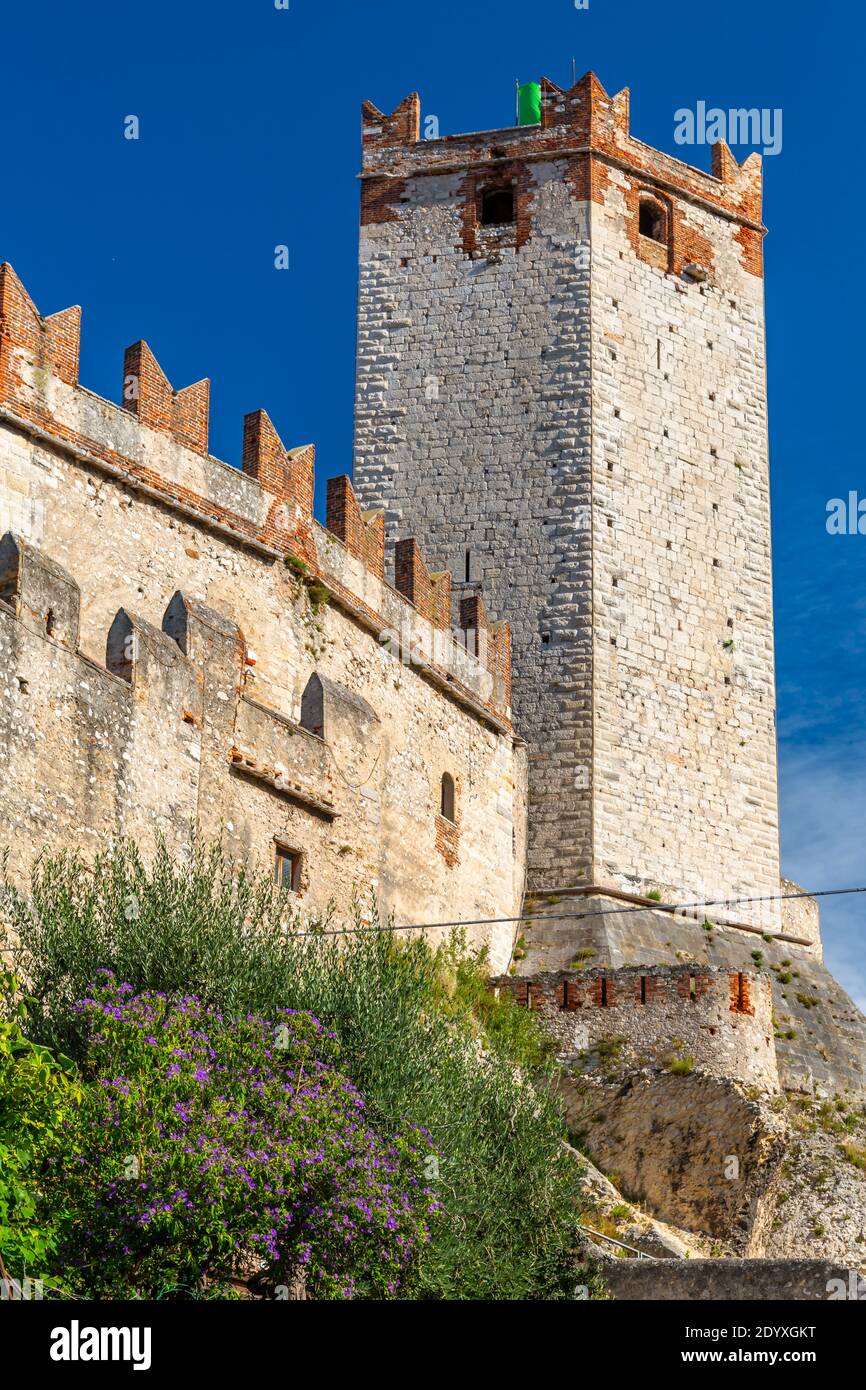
[440,772,456,823]
[481,187,515,227]
[300,672,325,739]
[638,195,668,245]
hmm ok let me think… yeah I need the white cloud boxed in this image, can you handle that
[779,739,866,1010]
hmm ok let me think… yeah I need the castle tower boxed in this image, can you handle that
[352,75,781,925]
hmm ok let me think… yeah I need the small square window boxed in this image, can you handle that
[274,845,302,893]
[480,187,514,226]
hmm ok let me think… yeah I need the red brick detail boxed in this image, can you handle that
[633,974,662,1003]
[711,141,740,183]
[459,593,512,707]
[729,972,755,1015]
[172,380,210,455]
[242,411,316,566]
[361,72,765,278]
[459,592,489,654]
[326,475,385,579]
[590,976,616,1008]
[458,161,534,255]
[677,972,713,1002]
[362,93,420,148]
[513,981,529,1007]
[360,176,409,227]
[243,410,314,514]
[394,537,452,630]
[122,342,210,457]
[434,813,460,868]
[0,263,81,406]
[540,71,612,141]
[611,180,719,280]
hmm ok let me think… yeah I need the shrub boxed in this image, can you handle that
[0,970,79,1289]
[2,840,592,1300]
[667,1056,695,1076]
[46,974,434,1299]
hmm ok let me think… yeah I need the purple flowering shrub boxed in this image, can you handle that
[50,972,439,1299]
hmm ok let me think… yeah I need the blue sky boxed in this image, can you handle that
[2,1,863,1002]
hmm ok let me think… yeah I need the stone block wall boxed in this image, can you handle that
[352,72,781,930]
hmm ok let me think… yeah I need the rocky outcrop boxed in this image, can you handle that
[561,1068,787,1254]
[764,1096,866,1273]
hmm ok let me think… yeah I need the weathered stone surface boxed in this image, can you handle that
[515,894,866,1097]
[352,74,780,930]
[560,1069,787,1254]
[493,964,779,1092]
[0,259,527,965]
[601,1257,858,1301]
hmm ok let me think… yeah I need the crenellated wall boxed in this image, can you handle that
[0,265,526,967]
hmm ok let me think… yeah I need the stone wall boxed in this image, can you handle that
[512,893,866,1098]
[352,72,781,930]
[494,961,785,1252]
[600,1257,859,1301]
[0,264,527,968]
[492,964,779,1092]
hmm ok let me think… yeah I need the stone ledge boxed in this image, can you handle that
[601,1257,859,1302]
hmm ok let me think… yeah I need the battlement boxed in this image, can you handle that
[360,71,764,275]
[0,261,511,724]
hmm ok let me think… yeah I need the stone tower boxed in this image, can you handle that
[352,73,781,926]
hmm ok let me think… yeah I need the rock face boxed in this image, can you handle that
[568,1144,706,1260]
[765,1098,866,1272]
[560,1069,787,1255]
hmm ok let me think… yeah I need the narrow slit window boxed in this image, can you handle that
[600,977,608,1008]
[440,772,456,823]
[640,975,647,1005]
